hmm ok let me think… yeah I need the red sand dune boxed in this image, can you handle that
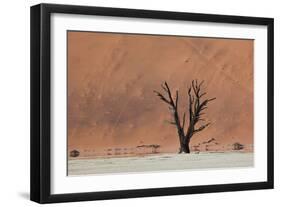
[67,32,253,157]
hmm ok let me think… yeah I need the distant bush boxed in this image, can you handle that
[136,144,160,153]
[232,142,244,150]
[70,149,80,157]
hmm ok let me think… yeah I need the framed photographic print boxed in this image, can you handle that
[30,3,274,203]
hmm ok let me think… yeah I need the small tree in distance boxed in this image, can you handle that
[154,80,216,153]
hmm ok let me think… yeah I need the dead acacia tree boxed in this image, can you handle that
[154,80,216,153]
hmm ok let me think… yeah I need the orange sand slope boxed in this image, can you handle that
[67,32,253,158]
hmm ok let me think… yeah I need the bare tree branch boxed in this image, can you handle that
[164,82,176,107]
[175,90,179,109]
[154,80,216,154]
[208,97,216,102]
[154,82,184,138]
[194,123,211,134]
[186,80,216,139]
[153,90,171,105]
[198,80,204,88]
[161,84,169,92]
[199,92,206,98]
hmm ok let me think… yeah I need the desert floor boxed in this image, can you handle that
[68,152,253,176]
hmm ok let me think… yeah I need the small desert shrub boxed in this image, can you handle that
[70,149,80,157]
[232,142,244,150]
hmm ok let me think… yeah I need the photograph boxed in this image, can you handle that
[0,0,277,205]
[29,3,273,203]
[67,31,254,176]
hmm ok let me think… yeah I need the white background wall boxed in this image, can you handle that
[0,0,279,206]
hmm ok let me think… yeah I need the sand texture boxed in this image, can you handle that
[68,152,253,175]
[67,32,254,155]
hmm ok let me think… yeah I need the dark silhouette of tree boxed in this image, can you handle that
[154,80,216,153]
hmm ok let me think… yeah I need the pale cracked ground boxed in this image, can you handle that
[68,152,253,175]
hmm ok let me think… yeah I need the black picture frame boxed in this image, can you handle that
[30,3,274,204]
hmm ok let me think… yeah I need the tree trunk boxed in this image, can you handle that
[179,138,190,154]
[154,81,215,155]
